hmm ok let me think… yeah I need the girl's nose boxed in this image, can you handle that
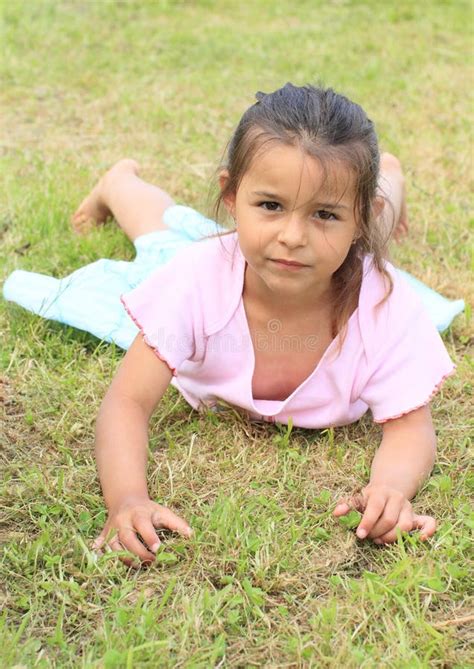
[277,213,307,248]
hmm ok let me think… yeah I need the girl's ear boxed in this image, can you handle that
[219,170,236,218]
[373,195,385,220]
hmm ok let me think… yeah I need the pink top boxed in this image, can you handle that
[121,232,455,428]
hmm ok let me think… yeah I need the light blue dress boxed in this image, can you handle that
[2,206,465,349]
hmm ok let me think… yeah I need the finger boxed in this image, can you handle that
[373,505,414,544]
[119,528,156,563]
[133,515,162,554]
[105,535,140,568]
[368,497,408,539]
[101,531,140,569]
[356,494,385,539]
[92,525,114,552]
[348,492,366,513]
[107,535,135,567]
[333,501,351,516]
[412,514,437,540]
[152,508,192,538]
[92,533,106,551]
[109,536,126,554]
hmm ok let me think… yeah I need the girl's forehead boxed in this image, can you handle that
[242,143,356,198]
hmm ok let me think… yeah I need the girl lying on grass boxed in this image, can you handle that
[4,84,457,567]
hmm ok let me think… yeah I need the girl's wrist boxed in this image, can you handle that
[105,491,151,513]
[365,479,411,499]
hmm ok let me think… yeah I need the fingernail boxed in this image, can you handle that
[150,543,160,553]
[374,538,383,545]
[357,528,367,539]
[185,527,193,538]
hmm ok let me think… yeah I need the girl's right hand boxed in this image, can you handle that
[92,496,193,568]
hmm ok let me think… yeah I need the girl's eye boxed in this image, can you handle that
[315,210,337,221]
[259,201,281,212]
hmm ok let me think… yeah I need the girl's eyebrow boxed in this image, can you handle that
[313,201,349,210]
[252,190,281,199]
[251,190,349,210]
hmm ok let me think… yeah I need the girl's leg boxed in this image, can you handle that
[72,159,175,242]
[377,153,409,245]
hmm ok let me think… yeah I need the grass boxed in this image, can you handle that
[1,0,473,666]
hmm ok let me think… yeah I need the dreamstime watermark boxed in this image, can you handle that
[150,319,320,355]
[253,318,319,353]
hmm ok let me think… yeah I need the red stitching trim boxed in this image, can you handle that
[373,366,456,424]
[120,295,177,376]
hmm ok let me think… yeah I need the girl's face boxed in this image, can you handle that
[222,143,361,307]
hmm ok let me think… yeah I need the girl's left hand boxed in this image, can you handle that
[333,483,436,545]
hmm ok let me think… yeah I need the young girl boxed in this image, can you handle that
[4,84,458,567]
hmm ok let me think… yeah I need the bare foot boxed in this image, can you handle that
[71,159,140,234]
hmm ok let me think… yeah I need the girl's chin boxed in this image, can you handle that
[246,263,331,296]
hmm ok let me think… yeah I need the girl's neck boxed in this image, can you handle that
[243,264,335,321]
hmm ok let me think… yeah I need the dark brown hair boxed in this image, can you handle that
[213,82,393,348]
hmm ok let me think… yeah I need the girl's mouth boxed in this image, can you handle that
[271,258,308,269]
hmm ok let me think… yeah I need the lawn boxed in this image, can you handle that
[1,1,473,667]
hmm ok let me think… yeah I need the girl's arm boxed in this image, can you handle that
[95,334,171,508]
[369,405,436,498]
[93,334,192,566]
[333,406,437,544]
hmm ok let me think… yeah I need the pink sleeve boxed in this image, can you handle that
[359,278,456,423]
[121,248,203,374]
